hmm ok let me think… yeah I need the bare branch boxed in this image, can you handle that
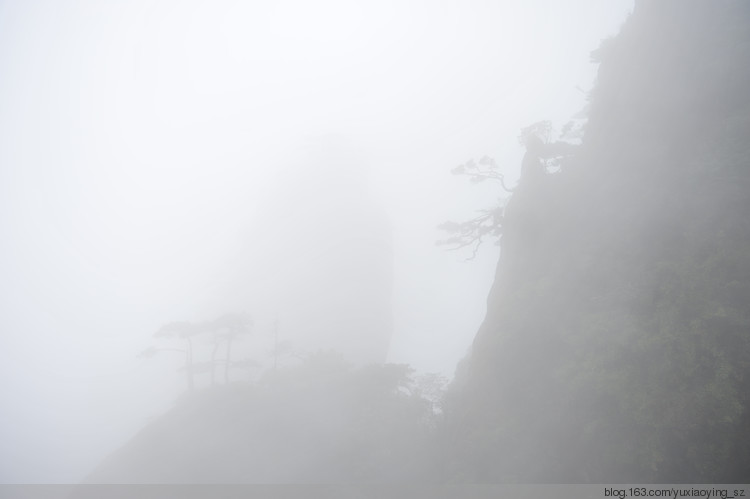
[452,157,515,192]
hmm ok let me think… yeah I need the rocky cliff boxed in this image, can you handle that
[441,0,750,483]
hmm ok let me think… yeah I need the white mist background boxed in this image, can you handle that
[0,0,631,483]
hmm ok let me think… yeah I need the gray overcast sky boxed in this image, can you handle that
[0,0,632,483]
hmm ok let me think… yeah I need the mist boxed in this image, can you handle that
[0,0,637,484]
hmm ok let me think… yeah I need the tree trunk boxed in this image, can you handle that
[185,337,194,392]
[210,340,220,387]
[224,336,233,384]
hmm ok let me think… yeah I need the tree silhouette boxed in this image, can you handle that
[438,121,576,258]
[207,313,252,384]
[139,313,252,391]
[143,321,205,391]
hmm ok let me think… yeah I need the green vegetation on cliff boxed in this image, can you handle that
[87,354,440,483]
[441,0,750,483]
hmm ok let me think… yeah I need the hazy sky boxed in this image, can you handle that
[0,0,632,483]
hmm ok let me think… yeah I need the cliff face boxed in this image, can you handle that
[443,0,750,483]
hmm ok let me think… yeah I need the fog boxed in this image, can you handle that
[0,0,631,483]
